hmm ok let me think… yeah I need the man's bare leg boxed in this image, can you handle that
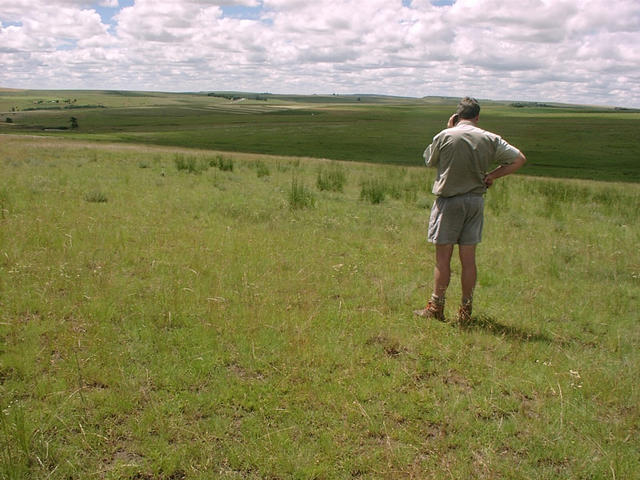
[434,244,454,299]
[458,244,477,301]
[458,244,477,321]
[414,244,453,320]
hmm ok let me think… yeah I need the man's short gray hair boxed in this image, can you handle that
[456,97,480,119]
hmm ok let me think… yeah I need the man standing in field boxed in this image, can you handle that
[415,97,527,323]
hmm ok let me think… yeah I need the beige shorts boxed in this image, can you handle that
[428,193,484,245]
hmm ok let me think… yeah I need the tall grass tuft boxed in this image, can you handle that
[211,155,234,172]
[316,164,346,192]
[84,190,108,203]
[0,187,10,219]
[252,160,270,178]
[0,402,30,478]
[288,177,315,209]
[360,178,386,204]
[175,154,208,174]
[359,171,426,205]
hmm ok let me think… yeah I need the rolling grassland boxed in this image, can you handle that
[2,90,639,182]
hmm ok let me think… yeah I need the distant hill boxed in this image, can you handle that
[2,87,638,111]
[205,91,419,104]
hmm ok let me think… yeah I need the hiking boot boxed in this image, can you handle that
[414,301,445,322]
[456,303,473,324]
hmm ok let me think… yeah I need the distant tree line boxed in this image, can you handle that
[32,98,78,105]
[207,93,268,101]
[21,104,105,111]
[511,102,555,108]
[5,116,79,130]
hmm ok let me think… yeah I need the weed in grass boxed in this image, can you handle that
[288,176,315,209]
[174,154,207,174]
[84,190,108,203]
[381,168,407,201]
[250,160,271,178]
[316,163,347,192]
[174,153,194,172]
[0,401,30,479]
[360,178,386,204]
[358,172,424,205]
[0,187,10,219]
[211,154,234,172]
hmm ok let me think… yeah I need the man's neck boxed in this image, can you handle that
[458,116,479,126]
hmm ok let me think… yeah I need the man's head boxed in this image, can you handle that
[456,97,480,120]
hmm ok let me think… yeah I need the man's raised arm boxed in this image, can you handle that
[484,152,527,188]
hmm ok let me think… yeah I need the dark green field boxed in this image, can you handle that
[1,89,639,182]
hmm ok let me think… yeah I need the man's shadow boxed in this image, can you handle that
[459,314,552,343]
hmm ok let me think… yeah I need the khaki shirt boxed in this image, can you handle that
[424,120,521,197]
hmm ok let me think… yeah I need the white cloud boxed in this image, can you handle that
[0,0,639,106]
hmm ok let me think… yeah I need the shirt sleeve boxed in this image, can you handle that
[424,141,439,167]
[494,136,521,165]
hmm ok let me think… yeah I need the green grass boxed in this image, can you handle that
[316,164,347,193]
[2,90,639,183]
[288,176,316,210]
[0,136,638,479]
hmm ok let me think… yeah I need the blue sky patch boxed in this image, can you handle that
[94,0,133,27]
[1,20,23,28]
[221,5,263,20]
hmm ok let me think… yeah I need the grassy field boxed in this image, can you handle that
[2,90,639,183]
[0,135,638,479]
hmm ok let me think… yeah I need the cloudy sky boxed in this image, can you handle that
[1,0,639,107]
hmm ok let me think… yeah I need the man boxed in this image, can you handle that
[414,97,526,323]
